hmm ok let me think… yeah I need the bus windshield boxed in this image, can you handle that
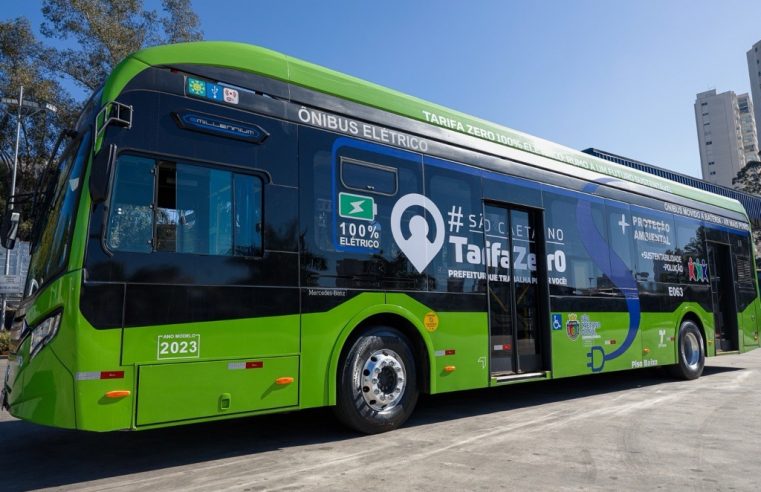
[25,130,91,297]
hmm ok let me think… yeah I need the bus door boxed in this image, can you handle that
[707,241,739,352]
[484,203,546,377]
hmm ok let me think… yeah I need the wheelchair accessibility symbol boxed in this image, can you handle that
[551,313,563,331]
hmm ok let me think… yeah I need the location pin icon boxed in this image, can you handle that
[390,193,445,273]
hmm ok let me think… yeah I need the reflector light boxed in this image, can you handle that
[245,361,264,369]
[105,390,131,398]
[444,349,456,356]
[100,371,125,379]
[76,371,126,381]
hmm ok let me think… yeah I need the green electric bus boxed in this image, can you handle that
[2,42,759,434]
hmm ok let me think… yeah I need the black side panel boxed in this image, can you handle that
[407,292,488,313]
[123,285,300,327]
[550,296,628,313]
[98,90,298,186]
[82,89,300,329]
[301,289,364,314]
[80,283,124,328]
[638,284,713,313]
[86,251,298,286]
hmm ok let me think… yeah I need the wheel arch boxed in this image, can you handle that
[326,305,434,405]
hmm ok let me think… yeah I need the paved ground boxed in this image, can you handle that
[2,351,761,491]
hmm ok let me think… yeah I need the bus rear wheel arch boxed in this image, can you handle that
[334,325,420,434]
[668,317,705,380]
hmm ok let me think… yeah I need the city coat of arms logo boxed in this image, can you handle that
[566,313,580,341]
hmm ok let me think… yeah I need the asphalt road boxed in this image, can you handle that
[2,350,761,491]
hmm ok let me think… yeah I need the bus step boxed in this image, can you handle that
[492,371,546,383]
[715,350,741,355]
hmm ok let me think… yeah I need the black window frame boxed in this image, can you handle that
[339,156,399,196]
[104,151,265,258]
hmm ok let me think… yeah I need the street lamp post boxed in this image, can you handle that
[4,85,23,278]
[1,86,57,330]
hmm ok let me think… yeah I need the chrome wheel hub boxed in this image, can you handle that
[682,331,701,369]
[360,349,406,412]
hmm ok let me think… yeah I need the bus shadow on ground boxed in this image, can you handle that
[411,364,742,427]
[0,365,743,491]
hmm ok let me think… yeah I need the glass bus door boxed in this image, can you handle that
[484,203,544,377]
[707,241,739,352]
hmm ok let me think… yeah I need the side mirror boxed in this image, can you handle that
[0,210,21,250]
[89,144,117,203]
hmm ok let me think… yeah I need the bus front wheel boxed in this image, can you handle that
[668,320,705,380]
[334,326,419,434]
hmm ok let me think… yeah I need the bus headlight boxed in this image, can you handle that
[30,312,62,359]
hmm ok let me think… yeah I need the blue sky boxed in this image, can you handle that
[5,1,761,178]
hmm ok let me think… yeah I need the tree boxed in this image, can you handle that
[0,18,78,238]
[40,0,203,92]
[0,1,203,239]
[733,160,761,195]
[733,160,761,259]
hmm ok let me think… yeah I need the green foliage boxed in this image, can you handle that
[0,329,9,354]
[733,160,761,258]
[0,1,203,239]
[40,0,203,92]
[733,160,761,195]
[0,17,78,238]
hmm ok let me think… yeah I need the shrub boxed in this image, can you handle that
[0,330,9,355]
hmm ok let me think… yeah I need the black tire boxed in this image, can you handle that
[334,326,419,434]
[667,320,705,380]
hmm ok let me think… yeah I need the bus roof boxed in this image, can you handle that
[102,41,747,217]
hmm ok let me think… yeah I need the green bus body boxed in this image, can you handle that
[2,42,760,432]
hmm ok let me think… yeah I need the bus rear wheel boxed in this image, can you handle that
[668,320,705,380]
[334,326,419,434]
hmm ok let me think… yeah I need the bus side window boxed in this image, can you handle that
[674,217,706,284]
[106,155,154,253]
[630,206,677,284]
[732,233,757,311]
[234,174,263,257]
[106,155,262,257]
[162,163,234,256]
[340,158,398,195]
[155,163,179,252]
[605,200,637,290]
[544,191,611,296]
[426,164,483,293]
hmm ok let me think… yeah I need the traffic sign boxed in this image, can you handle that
[1,97,57,113]
[0,275,22,295]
